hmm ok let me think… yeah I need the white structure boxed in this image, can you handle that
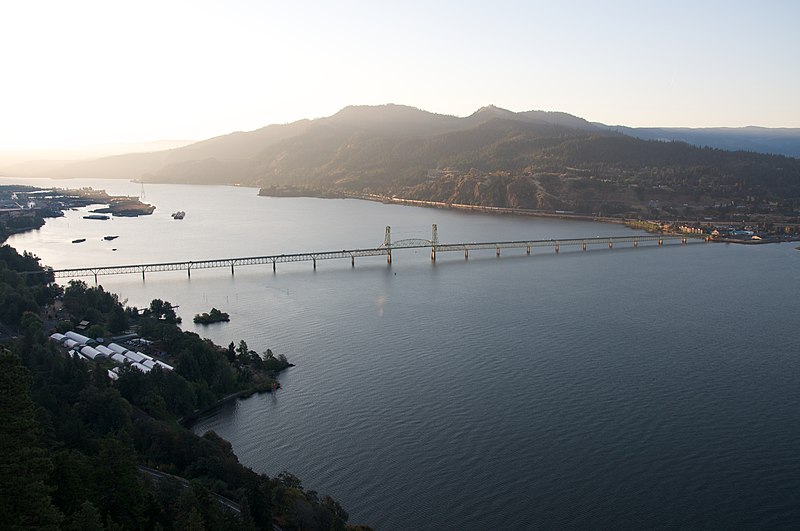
[79,346,106,360]
[49,333,67,343]
[110,353,128,364]
[107,370,119,381]
[136,351,154,362]
[64,339,79,349]
[107,343,129,355]
[153,360,174,371]
[65,331,91,345]
[95,345,115,357]
[131,362,151,373]
[124,351,146,363]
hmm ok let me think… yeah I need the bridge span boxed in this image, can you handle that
[46,225,704,282]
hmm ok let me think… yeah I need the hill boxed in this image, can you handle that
[5,104,799,221]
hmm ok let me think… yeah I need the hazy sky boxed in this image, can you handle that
[2,0,799,150]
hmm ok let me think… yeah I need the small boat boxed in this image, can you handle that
[103,235,119,241]
[72,238,86,244]
[171,211,185,219]
[83,214,110,220]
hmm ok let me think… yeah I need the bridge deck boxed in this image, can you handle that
[43,234,700,280]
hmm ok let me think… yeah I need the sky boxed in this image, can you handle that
[2,0,799,151]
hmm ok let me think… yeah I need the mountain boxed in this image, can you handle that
[4,104,798,220]
[605,125,800,158]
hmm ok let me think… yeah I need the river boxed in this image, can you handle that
[4,177,800,529]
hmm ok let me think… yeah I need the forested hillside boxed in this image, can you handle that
[0,244,367,530]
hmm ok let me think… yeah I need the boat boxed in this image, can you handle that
[171,211,185,219]
[83,214,110,220]
[72,238,86,243]
[103,235,119,241]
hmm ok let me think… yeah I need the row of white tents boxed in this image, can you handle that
[49,331,174,381]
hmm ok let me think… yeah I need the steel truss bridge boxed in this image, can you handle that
[43,225,704,282]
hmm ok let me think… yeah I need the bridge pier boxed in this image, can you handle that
[313,258,316,269]
[387,250,392,264]
[496,246,500,257]
[93,272,98,284]
[682,237,687,244]
[431,248,436,262]
[582,241,586,251]
[188,267,191,278]
[526,245,530,255]
[351,255,355,267]
[634,240,638,248]
[142,270,146,281]
[465,249,469,259]
[659,238,663,246]
[609,240,613,249]
[231,263,235,275]
[555,242,559,253]
[272,261,276,272]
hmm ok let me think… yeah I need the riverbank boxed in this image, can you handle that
[177,376,291,428]
[259,187,630,224]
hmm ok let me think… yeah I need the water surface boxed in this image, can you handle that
[5,177,799,529]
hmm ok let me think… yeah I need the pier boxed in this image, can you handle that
[46,226,703,281]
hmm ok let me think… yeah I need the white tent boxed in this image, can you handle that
[95,345,115,357]
[107,343,129,355]
[80,346,105,360]
[124,351,146,363]
[65,331,91,345]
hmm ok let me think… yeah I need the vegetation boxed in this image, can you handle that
[0,244,364,530]
[193,307,230,325]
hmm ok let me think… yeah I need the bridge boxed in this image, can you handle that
[46,225,704,282]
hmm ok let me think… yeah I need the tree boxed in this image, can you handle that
[107,305,128,334]
[0,350,63,529]
[147,299,180,324]
[19,310,44,343]
[64,501,103,531]
[92,435,144,528]
[86,323,105,340]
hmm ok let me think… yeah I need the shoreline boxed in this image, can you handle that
[257,189,800,243]
[259,187,629,225]
[179,364,295,429]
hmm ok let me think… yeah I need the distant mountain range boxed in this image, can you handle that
[604,125,800,159]
[2,105,798,219]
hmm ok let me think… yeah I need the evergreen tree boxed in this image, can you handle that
[0,350,63,529]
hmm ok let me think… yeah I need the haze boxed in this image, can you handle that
[2,0,799,153]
